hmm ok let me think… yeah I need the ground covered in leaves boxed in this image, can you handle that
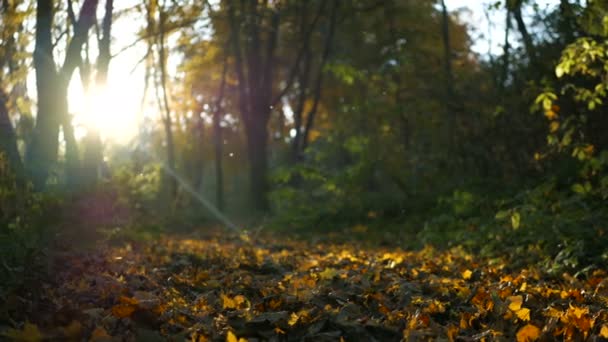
[3,230,608,341]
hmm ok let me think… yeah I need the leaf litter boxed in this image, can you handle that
[2,230,608,341]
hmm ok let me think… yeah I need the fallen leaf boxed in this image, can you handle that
[515,308,530,321]
[508,295,523,311]
[600,325,608,338]
[462,269,473,280]
[90,326,112,341]
[2,322,44,342]
[111,304,136,318]
[318,268,339,280]
[516,324,540,342]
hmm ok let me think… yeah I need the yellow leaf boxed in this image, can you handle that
[516,324,541,342]
[226,331,247,342]
[600,325,608,338]
[515,308,531,321]
[221,294,237,309]
[550,121,560,132]
[508,295,523,311]
[544,110,558,120]
[288,312,299,326]
[2,322,43,342]
[318,268,339,280]
[462,269,472,280]
[226,331,237,342]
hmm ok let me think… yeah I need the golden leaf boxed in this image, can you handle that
[550,121,560,132]
[226,331,247,342]
[544,110,558,120]
[318,268,339,280]
[600,325,608,338]
[2,322,43,342]
[515,308,531,321]
[226,331,237,342]
[288,312,299,326]
[516,324,541,342]
[462,269,472,280]
[221,294,237,309]
[508,295,523,311]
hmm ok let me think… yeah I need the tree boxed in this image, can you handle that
[27,0,99,189]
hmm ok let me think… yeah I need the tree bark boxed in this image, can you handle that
[158,2,177,199]
[500,8,512,90]
[291,2,312,163]
[511,0,537,67]
[440,0,456,145]
[302,0,338,151]
[28,0,99,190]
[213,57,228,212]
[227,0,279,212]
[0,90,22,176]
[83,0,113,186]
[28,0,58,189]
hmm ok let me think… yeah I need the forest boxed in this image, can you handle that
[2,0,608,340]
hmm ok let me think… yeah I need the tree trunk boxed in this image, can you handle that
[245,118,269,211]
[213,58,228,212]
[28,0,58,190]
[302,0,338,151]
[440,0,456,145]
[500,8,512,90]
[28,0,99,190]
[511,0,537,67]
[158,4,177,199]
[0,90,22,176]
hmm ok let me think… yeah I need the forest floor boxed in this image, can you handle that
[2,229,608,342]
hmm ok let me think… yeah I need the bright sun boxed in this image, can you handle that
[69,77,141,144]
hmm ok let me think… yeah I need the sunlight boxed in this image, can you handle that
[69,76,141,143]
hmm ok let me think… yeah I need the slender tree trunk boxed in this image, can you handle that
[227,0,278,212]
[291,1,311,162]
[82,0,112,186]
[440,0,456,144]
[158,3,177,199]
[511,0,537,67]
[28,0,58,189]
[213,59,228,212]
[302,0,338,151]
[0,90,22,176]
[28,0,99,189]
[501,8,512,90]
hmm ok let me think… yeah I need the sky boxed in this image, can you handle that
[445,0,559,55]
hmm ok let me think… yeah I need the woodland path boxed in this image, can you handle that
[3,230,608,341]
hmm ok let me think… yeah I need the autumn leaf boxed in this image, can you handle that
[462,269,472,280]
[2,322,44,342]
[111,304,136,318]
[516,324,540,342]
[226,330,247,342]
[600,325,608,338]
[318,267,339,280]
[515,308,530,321]
[288,312,299,326]
[90,326,112,341]
[508,295,523,311]
[221,293,248,310]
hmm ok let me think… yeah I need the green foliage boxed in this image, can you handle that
[0,154,58,298]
